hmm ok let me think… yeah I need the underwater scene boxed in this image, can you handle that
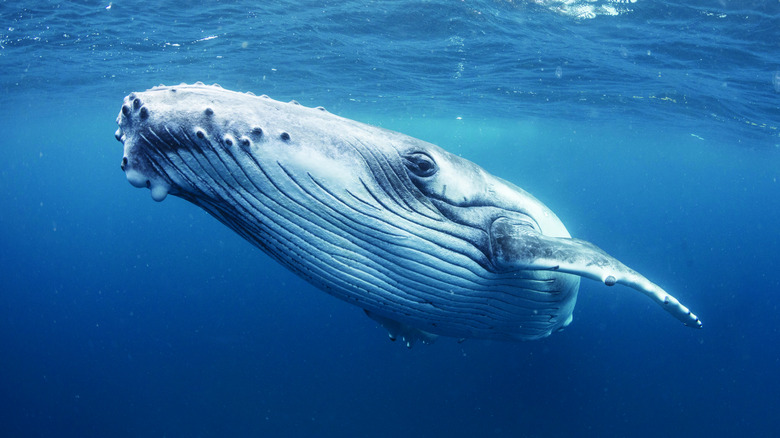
[1,1,779,437]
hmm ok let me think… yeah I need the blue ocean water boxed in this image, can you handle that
[1,0,778,437]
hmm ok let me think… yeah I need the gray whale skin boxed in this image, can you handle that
[115,83,701,347]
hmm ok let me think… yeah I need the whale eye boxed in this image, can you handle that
[403,152,437,178]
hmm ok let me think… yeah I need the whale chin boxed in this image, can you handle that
[123,168,170,201]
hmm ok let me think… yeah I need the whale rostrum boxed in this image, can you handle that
[115,83,701,347]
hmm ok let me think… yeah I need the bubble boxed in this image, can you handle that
[773,71,780,92]
[555,66,562,79]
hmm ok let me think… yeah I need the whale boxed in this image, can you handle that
[114,82,701,347]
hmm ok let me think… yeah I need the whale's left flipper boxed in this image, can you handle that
[490,217,702,328]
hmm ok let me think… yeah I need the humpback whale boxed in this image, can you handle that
[115,83,701,347]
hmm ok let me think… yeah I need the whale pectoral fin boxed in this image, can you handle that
[490,217,702,328]
[364,310,439,348]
